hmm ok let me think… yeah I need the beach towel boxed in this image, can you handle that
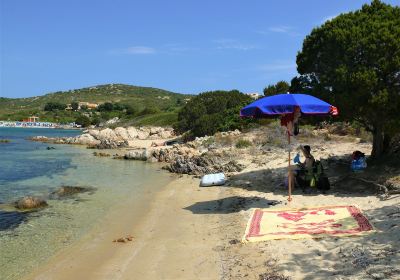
[242,205,374,242]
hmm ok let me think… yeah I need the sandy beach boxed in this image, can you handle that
[3,1,400,279]
[25,175,400,280]
[23,131,400,280]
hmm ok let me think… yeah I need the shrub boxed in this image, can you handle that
[44,102,66,111]
[139,105,160,116]
[235,139,252,149]
[174,90,253,139]
[97,102,114,112]
[71,101,79,111]
[214,133,235,147]
[75,115,91,127]
[125,105,136,115]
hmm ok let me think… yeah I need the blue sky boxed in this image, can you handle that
[1,0,398,98]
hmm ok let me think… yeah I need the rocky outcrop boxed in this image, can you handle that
[14,196,48,210]
[165,155,244,175]
[30,126,175,149]
[74,134,101,145]
[149,145,199,163]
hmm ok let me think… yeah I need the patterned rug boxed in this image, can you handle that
[242,205,374,242]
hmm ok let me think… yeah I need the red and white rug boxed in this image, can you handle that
[242,205,374,242]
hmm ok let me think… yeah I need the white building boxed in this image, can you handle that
[245,92,261,99]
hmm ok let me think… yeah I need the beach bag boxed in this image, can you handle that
[200,173,226,187]
[317,176,331,191]
[313,160,330,191]
[351,151,367,171]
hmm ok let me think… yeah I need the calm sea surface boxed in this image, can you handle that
[0,127,173,280]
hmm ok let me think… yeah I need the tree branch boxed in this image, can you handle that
[332,174,400,199]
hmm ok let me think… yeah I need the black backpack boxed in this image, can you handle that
[314,161,330,191]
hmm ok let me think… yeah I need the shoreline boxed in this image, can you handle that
[0,125,82,130]
[7,126,400,279]
[24,175,223,280]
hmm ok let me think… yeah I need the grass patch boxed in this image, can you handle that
[0,139,11,143]
[235,139,252,149]
[201,136,215,147]
[119,112,178,127]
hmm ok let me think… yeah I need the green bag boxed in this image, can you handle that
[310,177,316,187]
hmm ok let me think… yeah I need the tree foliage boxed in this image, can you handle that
[71,101,79,111]
[44,102,66,111]
[175,90,253,138]
[139,105,160,116]
[97,102,114,112]
[75,115,91,127]
[263,81,290,96]
[295,0,400,158]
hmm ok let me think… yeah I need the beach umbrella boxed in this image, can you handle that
[240,93,338,201]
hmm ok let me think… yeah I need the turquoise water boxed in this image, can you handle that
[0,127,173,280]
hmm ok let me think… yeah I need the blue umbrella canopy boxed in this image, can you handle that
[240,93,338,202]
[240,93,338,117]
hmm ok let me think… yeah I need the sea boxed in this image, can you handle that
[0,127,173,280]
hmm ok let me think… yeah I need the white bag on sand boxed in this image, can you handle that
[200,173,226,187]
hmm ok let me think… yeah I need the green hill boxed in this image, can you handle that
[0,84,191,126]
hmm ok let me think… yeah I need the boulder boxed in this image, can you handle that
[126,127,139,139]
[150,127,162,135]
[159,130,173,139]
[105,117,119,125]
[114,127,130,141]
[88,129,100,138]
[75,133,101,145]
[15,196,48,210]
[96,139,128,149]
[137,130,150,140]
[97,128,118,141]
[29,136,49,142]
[124,149,149,161]
[164,155,244,175]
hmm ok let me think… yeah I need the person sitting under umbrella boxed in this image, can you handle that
[293,145,315,189]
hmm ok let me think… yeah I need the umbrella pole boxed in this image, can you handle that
[287,126,292,202]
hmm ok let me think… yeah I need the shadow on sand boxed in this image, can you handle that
[280,205,400,279]
[224,154,382,198]
[184,196,281,214]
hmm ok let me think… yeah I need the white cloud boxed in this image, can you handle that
[124,46,156,54]
[214,39,258,51]
[268,26,292,33]
[256,26,302,37]
[109,46,156,55]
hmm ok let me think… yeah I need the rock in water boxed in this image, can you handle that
[52,186,92,197]
[15,196,48,210]
[124,149,148,160]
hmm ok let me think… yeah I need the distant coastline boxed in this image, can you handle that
[0,120,81,129]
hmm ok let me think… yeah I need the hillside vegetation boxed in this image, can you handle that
[0,84,191,126]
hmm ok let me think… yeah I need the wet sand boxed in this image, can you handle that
[25,175,223,280]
